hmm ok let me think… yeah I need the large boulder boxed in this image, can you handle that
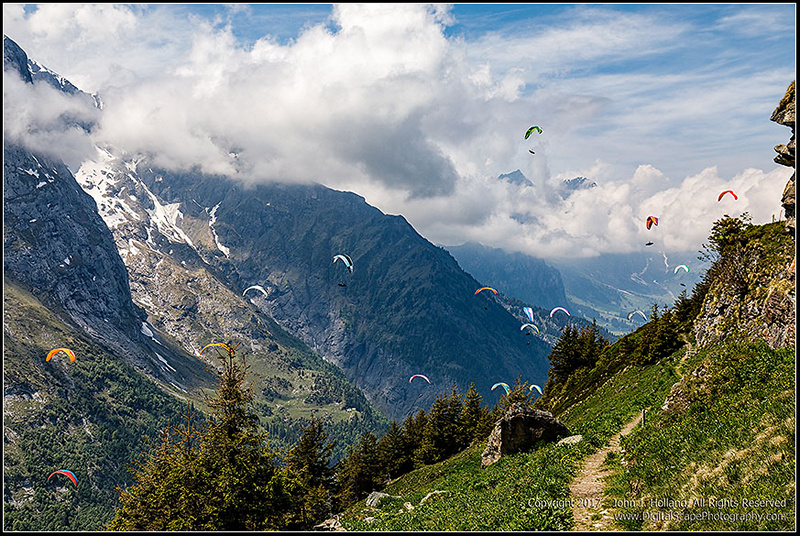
[481,403,571,467]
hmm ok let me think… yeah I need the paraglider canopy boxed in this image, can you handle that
[409,374,431,384]
[525,126,542,139]
[520,323,539,334]
[491,382,510,394]
[48,470,78,487]
[243,285,268,298]
[530,384,543,395]
[46,348,76,363]
[646,216,659,230]
[332,254,354,273]
[718,190,738,202]
[645,241,654,247]
[674,265,689,274]
[627,310,647,322]
[474,287,498,295]
[550,307,570,318]
[523,306,535,323]
[200,342,235,356]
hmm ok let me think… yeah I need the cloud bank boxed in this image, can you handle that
[3,3,794,258]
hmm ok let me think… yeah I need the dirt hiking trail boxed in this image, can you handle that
[569,411,643,531]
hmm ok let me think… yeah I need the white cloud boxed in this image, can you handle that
[3,3,794,260]
[3,69,99,169]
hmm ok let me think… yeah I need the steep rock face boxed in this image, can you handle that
[74,147,389,450]
[3,143,144,343]
[3,35,32,83]
[694,224,795,351]
[128,168,552,421]
[771,81,795,237]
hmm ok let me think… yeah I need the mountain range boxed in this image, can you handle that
[3,35,567,529]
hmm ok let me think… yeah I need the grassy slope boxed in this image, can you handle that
[337,221,795,531]
[607,340,795,531]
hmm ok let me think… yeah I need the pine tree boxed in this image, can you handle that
[495,376,532,414]
[548,325,581,382]
[108,402,215,530]
[107,345,295,531]
[414,385,464,465]
[459,382,494,443]
[402,408,428,465]
[285,417,336,527]
[334,432,382,508]
[377,420,411,479]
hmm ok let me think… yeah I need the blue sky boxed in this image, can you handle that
[3,3,796,259]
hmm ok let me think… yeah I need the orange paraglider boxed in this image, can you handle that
[46,348,76,363]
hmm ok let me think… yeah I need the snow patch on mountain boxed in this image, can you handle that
[76,147,141,230]
[209,202,230,257]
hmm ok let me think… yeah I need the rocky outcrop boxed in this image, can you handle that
[313,516,346,531]
[481,403,570,467]
[771,81,795,237]
[365,491,400,508]
[693,225,795,351]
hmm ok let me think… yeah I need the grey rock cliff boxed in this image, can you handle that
[770,81,795,237]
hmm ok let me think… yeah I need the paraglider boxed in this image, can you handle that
[530,384,543,395]
[525,126,542,139]
[520,323,540,334]
[646,216,659,230]
[474,287,498,295]
[46,348,76,363]
[243,285,268,298]
[491,382,510,395]
[550,307,570,318]
[674,265,689,274]
[332,254,354,274]
[200,342,235,356]
[528,150,535,155]
[718,190,738,202]
[409,374,431,384]
[627,310,647,322]
[645,241,654,247]
[48,470,77,487]
[523,306,535,323]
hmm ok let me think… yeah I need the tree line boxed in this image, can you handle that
[107,348,539,530]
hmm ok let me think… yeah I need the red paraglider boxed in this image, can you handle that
[718,190,738,202]
[48,470,78,487]
[646,216,659,230]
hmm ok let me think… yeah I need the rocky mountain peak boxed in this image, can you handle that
[3,35,32,83]
[771,80,795,237]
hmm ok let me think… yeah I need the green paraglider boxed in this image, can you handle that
[525,126,542,139]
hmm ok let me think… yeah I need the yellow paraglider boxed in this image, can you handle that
[200,342,236,356]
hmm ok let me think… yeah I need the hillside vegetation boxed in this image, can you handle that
[336,216,795,531]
